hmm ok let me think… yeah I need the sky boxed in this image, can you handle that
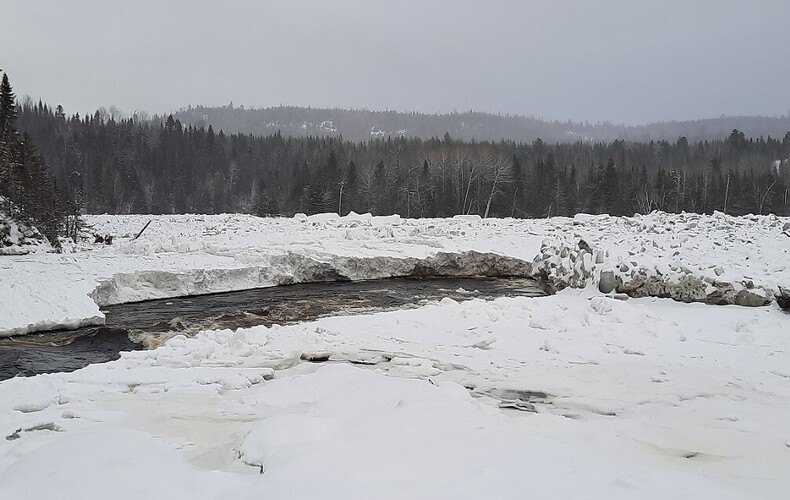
[2,0,789,125]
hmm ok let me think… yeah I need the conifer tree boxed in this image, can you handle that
[0,72,17,133]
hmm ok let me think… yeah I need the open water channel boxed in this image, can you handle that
[0,277,544,380]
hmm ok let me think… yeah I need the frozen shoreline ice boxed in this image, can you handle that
[2,211,788,337]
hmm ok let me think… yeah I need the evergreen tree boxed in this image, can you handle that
[0,73,17,133]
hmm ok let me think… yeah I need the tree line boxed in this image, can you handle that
[15,100,790,219]
[0,71,78,247]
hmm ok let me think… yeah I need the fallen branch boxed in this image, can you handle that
[133,220,152,240]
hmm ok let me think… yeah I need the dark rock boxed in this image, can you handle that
[300,352,332,362]
[735,289,770,307]
[776,287,790,310]
[599,270,616,294]
[496,389,550,401]
[498,400,537,412]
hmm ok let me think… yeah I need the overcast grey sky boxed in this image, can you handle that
[2,0,789,124]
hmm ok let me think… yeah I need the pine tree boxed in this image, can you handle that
[0,71,20,209]
[0,72,17,133]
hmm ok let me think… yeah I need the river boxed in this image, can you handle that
[0,277,544,380]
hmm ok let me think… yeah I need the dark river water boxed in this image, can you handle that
[0,277,544,380]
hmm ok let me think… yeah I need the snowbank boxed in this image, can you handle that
[2,211,789,336]
[1,292,786,498]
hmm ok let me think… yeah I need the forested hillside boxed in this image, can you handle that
[169,104,790,144]
[0,72,78,248]
[17,103,790,218]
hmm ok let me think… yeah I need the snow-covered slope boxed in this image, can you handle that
[1,211,789,337]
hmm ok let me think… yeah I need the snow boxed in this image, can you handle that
[1,292,787,498]
[1,211,789,497]
[0,197,51,256]
[2,211,789,337]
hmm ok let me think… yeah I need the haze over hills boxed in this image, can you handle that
[169,105,790,144]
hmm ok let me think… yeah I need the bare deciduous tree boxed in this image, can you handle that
[483,154,512,218]
[754,177,777,215]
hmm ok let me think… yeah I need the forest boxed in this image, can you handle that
[0,72,78,246]
[15,101,790,219]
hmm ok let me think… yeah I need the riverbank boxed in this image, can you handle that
[2,211,789,337]
[1,212,789,498]
[1,290,787,498]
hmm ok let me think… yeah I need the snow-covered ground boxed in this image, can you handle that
[0,292,788,498]
[1,211,789,498]
[0,212,533,336]
[2,211,789,337]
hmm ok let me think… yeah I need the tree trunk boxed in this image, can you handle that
[758,179,776,215]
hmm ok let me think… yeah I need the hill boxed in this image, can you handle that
[169,105,790,143]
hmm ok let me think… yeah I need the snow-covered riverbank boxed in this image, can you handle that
[1,212,789,498]
[2,211,789,337]
[1,291,788,498]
